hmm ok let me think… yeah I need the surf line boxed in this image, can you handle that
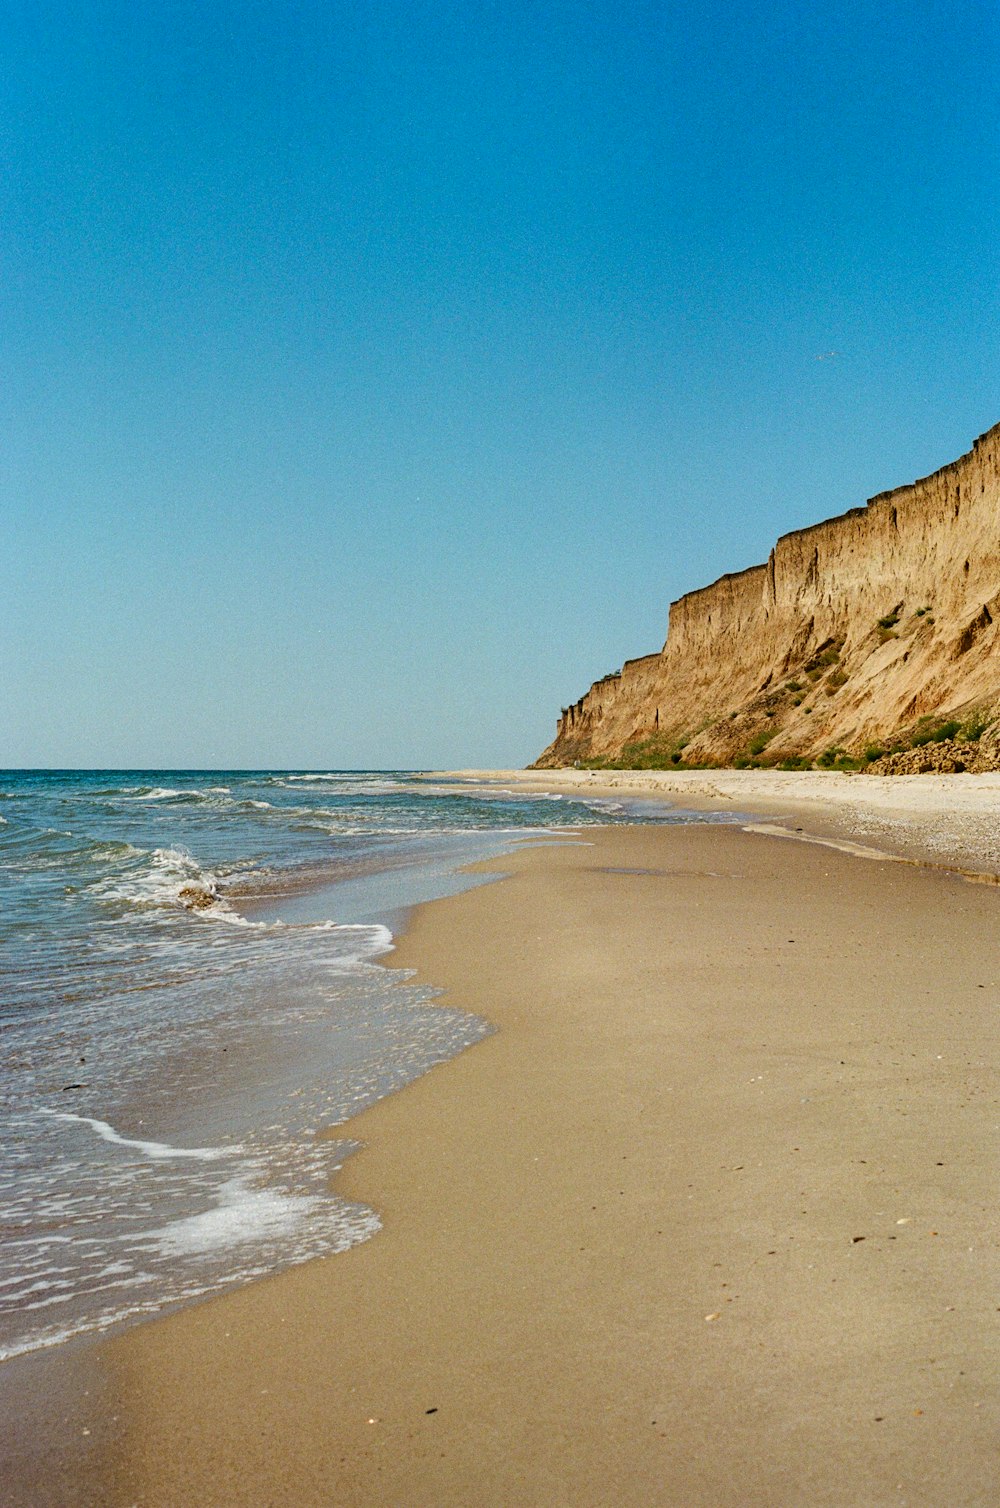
[38,1109,238,1162]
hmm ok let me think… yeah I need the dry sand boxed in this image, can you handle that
[7,813,999,1507]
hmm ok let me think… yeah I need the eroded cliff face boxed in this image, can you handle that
[535,421,1000,768]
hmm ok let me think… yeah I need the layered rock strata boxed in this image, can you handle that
[535,421,1000,768]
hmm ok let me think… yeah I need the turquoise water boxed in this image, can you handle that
[0,769,742,1360]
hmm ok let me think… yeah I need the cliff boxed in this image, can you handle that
[535,420,1000,769]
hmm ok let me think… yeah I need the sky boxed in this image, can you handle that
[3,0,998,768]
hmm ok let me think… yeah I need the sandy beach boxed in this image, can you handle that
[6,777,999,1507]
[10,0,999,1499]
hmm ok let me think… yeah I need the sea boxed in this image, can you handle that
[0,769,743,1362]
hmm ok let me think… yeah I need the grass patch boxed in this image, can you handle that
[606,732,705,770]
[747,731,774,757]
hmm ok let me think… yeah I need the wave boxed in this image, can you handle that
[87,846,257,925]
[284,773,368,782]
[85,848,401,949]
[121,786,185,800]
[0,832,148,875]
[308,920,394,955]
[280,775,409,795]
[0,1190,381,1362]
[117,787,221,805]
[38,1110,236,1162]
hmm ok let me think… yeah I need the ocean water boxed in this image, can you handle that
[0,769,742,1361]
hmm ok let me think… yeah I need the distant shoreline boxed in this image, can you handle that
[430,766,1000,877]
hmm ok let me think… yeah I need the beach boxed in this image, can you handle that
[6,777,999,1507]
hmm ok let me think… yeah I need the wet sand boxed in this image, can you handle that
[15,819,997,1506]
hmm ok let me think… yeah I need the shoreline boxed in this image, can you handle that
[7,812,996,1505]
[431,767,1000,877]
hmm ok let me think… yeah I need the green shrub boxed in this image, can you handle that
[911,720,960,747]
[818,745,863,771]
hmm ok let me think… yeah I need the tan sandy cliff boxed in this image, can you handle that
[535,420,1000,770]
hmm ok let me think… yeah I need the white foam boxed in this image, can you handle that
[197,903,268,929]
[39,1110,236,1163]
[285,773,349,782]
[88,846,264,927]
[91,844,207,902]
[318,920,393,946]
[297,920,395,965]
[149,1176,324,1255]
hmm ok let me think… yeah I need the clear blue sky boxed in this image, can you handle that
[3,0,998,768]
